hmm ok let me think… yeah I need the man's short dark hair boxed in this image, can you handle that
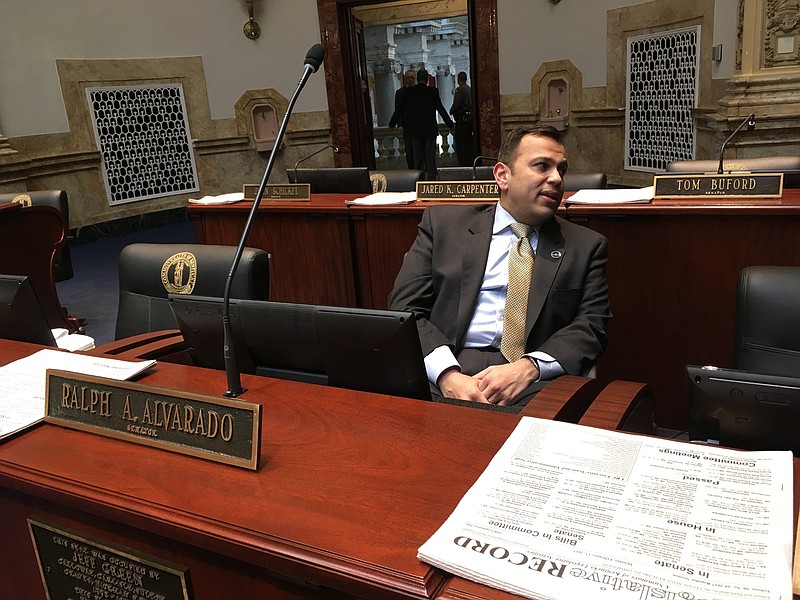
[417,69,428,84]
[497,125,563,166]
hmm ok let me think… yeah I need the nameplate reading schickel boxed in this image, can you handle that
[416,180,499,201]
[44,369,261,470]
[243,183,311,201]
[653,172,784,199]
[28,517,192,600]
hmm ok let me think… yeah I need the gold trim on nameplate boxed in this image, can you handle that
[653,172,784,199]
[243,183,311,201]
[28,517,192,600]
[44,369,261,470]
[416,180,499,201]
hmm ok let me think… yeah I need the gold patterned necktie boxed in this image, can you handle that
[500,222,534,362]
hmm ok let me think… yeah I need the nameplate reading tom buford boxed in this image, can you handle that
[653,172,783,199]
[44,369,261,470]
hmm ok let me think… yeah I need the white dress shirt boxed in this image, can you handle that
[425,203,564,385]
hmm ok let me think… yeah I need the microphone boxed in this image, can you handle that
[221,42,325,397]
[292,145,340,182]
[472,155,497,180]
[717,113,755,174]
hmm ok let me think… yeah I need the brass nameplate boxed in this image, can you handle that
[44,369,261,470]
[29,517,192,600]
[243,183,311,201]
[653,172,784,199]
[416,180,499,201]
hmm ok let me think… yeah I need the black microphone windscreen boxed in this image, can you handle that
[304,44,325,73]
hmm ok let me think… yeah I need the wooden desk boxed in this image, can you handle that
[189,196,357,306]
[190,191,800,429]
[0,339,601,599]
[0,339,791,598]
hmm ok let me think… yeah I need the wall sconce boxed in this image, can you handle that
[243,0,261,40]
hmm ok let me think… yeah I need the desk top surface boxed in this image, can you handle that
[0,340,524,598]
[1,340,797,599]
[186,188,800,216]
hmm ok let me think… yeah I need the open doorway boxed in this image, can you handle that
[316,0,499,170]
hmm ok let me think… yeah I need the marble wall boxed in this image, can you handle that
[0,57,331,230]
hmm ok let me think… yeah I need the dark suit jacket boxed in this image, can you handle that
[388,204,611,377]
[395,83,454,137]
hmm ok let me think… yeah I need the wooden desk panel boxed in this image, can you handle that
[189,197,357,306]
[0,339,525,599]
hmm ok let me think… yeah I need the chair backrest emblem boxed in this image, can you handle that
[161,252,198,294]
[370,173,387,193]
[12,194,32,207]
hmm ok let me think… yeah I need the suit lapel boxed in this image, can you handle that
[456,205,494,347]
[526,217,565,338]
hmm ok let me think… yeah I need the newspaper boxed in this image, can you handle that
[419,417,793,600]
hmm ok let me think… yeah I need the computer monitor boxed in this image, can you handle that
[287,167,373,194]
[0,274,57,346]
[169,295,431,401]
[687,364,800,453]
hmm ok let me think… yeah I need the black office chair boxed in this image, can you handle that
[666,156,800,188]
[115,243,270,340]
[369,169,425,192]
[437,166,495,181]
[733,265,800,377]
[286,167,373,194]
[563,173,607,192]
[0,190,74,281]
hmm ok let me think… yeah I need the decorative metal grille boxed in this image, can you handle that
[87,84,199,205]
[625,27,700,172]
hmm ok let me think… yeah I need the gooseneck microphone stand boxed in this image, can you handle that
[221,43,325,397]
[717,113,756,175]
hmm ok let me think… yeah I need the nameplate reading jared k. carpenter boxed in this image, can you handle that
[44,369,261,470]
[416,180,499,201]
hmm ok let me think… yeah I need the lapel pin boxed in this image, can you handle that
[551,250,563,259]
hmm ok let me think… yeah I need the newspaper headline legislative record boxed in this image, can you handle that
[418,417,793,600]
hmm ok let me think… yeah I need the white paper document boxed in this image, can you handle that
[418,417,793,600]
[345,191,417,205]
[565,186,654,205]
[188,192,244,205]
[0,349,156,440]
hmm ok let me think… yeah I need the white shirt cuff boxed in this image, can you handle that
[526,351,564,381]
[424,345,461,386]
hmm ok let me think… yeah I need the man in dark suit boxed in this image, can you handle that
[388,125,610,408]
[389,69,417,169]
[392,68,454,180]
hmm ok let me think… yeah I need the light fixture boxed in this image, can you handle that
[243,0,261,40]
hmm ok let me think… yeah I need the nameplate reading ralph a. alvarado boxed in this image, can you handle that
[44,369,261,470]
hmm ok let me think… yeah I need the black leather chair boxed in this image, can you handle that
[115,243,270,340]
[369,169,425,192]
[286,167,373,193]
[564,173,607,192]
[0,190,74,281]
[437,166,495,181]
[666,156,800,188]
[733,265,800,377]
